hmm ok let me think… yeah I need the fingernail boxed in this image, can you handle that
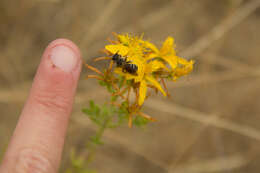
[50,45,78,72]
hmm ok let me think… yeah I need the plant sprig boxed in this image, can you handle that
[67,33,194,172]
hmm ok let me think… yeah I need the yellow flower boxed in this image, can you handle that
[113,59,167,105]
[145,37,178,70]
[105,34,167,105]
[173,58,194,80]
[144,36,194,80]
[145,60,169,74]
[103,33,193,106]
[86,33,194,127]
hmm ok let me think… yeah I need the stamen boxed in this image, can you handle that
[139,112,156,122]
[93,57,111,62]
[147,84,158,94]
[134,88,139,105]
[86,75,103,81]
[145,91,152,99]
[112,32,117,38]
[127,87,131,103]
[128,114,133,128]
[109,102,121,107]
[112,87,128,96]
[161,78,170,97]
[108,60,114,72]
[110,82,126,99]
[107,37,120,44]
[84,63,103,76]
[99,48,111,55]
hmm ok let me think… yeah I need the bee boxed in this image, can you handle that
[112,52,126,67]
[112,52,138,75]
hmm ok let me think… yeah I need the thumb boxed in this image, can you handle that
[0,39,82,173]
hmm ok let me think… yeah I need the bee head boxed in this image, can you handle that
[112,51,120,61]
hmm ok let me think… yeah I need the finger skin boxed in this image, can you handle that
[0,39,82,173]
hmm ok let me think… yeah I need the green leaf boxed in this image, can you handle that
[99,80,107,86]
[118,113,128,125]
[133,116,149,127]
[111,95,118,102]
[120,101,128,108]
[93,105,100,115]
[102,105,109,117]
[90,136,104,145]
[82,108,92,115]
[106,84,116,93]
[118,76,125,88]
[107,123,118,128]
[89,100,95,109]
[70,149,84,168]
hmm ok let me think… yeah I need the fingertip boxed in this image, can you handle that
[42,38,82,73]
[47,38,81,58]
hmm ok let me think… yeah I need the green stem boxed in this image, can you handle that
[85,116,111,165]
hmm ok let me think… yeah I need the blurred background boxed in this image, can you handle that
[1,0,260,172]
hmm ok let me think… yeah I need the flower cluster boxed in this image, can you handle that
[85,33,194,127]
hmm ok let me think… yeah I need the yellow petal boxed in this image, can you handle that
[138,80,147,105]
[178,57,192,65]
[128,45,144,58]
[162,55,178,70]
[146,60,169,73]
[145,53,159,61]
[143,41,159,53]
[105,44,129,56]
[114,67,125,76]
[177,58,194,72]
[117,34,130,46]
[173,59,194,79]
[160,36,176,55]
[146,75,166,96]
